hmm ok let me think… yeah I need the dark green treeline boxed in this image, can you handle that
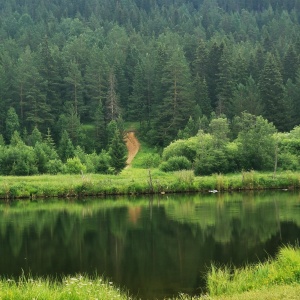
[1,0,300,149]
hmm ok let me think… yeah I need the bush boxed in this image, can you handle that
[194,149,229,176]
[64,157,87,174]
[96,150,111,174]
[162,137,197,162]
[46,159,64,174]
[278,152,299,171]
[139,153,161,168]
[0,144,38,175]
[159,156,192,172]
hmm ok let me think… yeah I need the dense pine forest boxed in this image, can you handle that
[1,0,300,175]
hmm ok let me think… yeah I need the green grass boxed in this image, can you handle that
[0,274,131,300]
[123,121,139,132]
[1,169,300,199]
[171,246,300,300]
[195,245,300,300]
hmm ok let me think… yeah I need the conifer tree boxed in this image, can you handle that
[5,107,20,143]
[216,46,236,117]
[283,44,298,83]
[259,53,286,131]
[106,68,121,122]
[154,47,195,146]
[58,130,75,162]
[93,100,106,151]
[108,129,127,174]
[193,75,212,117]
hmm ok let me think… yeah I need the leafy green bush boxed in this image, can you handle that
[162,137,197,162]
[159,156,192,172]
[46,159,64,175]
[278,152,299,171]
[64,157,86,174]
[96,150,111,174]
[194,149,229,176]
[138,153,161,168]
[0,143,38,175]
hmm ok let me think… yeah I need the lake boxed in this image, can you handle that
[0,191,300,299]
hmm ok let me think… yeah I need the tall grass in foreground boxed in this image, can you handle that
[206,245,300,297]
[0,274,131,300]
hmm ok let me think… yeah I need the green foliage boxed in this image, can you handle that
[207,246,300,297]
[5,107,19,142]
[0,0,300,176]
[64,157,86,174]
[46,159,64,175]
[236,113,277,171]
[162,137,198,162]
[159,156,192,172]
[58,130,75,162]
[0,143,38,176]
[137,153,161,169]
[109,129,127,174]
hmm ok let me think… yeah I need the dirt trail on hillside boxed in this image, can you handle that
[125,131,140,166]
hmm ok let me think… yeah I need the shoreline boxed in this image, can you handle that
[0,169,299,200]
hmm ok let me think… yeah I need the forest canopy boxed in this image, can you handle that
[1,0,300,174]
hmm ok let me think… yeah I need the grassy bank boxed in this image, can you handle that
[0,274,131,300]
[0,169,300,199]
[195,245,300,300]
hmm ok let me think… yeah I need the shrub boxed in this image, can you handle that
[139,153,161,168]
[159,156,192,172]
[278,152,299,171]
[46,159,64,175]
[96,150,111,174]
[162,137,198,162]
[64,157,86,174]
[194,149,229,176]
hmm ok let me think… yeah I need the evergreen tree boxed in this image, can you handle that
[64,59,84,117]
[154,47,195,146]
[108,129,127,174]
[93,100,106,151]
[206,42,224,109]
[216,46,236,117]
[5,107,20,143]
[259,53,286,131]
[58,130,75,162]
[85,47,108,119]
[106,68,121,122]
[28,126,43,146]
[231,76,263,116]
[193,75,212,117]
[283,44,299,83]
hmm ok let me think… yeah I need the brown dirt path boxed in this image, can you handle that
[125,131,140,166]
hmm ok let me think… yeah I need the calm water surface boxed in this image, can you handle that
[0,191,300,299]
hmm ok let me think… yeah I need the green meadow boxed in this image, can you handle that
[0,169,300,199]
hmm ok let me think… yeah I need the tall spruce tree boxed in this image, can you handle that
[154,47,195,146]
[109,129,127,174]
[259,53,286,131]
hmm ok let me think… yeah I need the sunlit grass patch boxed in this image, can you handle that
[206,246,300,297]
[0,274,131,300]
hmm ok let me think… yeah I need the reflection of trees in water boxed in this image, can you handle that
[0,192,299,298]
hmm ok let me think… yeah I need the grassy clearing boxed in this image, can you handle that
[0,169,300,199]
[0,274,131,300]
